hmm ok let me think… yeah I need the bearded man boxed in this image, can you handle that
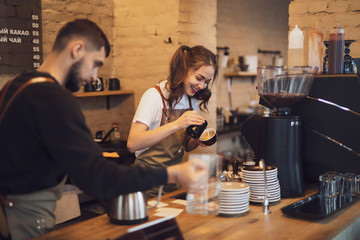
[0,19,207,240]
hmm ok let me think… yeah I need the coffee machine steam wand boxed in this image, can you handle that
[260,159,271,214]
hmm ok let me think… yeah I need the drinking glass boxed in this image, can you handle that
[319,173,337,198]
[186,154,222,215]
[341,173,356,198]
[325,171,342,195]
[355,175,360,195]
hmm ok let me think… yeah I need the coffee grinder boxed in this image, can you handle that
[241,66,318,197]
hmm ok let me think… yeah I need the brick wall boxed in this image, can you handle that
[0,0,217,151]
[112,0,179,106]
[216,0,289,114]
[289,0,360,64]
[41,0,115,79]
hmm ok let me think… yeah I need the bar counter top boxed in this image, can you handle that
[32,188,360,240]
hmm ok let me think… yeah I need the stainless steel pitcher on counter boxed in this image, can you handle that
[108,186,163,225]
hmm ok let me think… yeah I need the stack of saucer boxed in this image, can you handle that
[219,182,250,216]
[242,166,281,204]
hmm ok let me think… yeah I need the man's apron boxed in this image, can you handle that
[0,76,65,240]
[135,86,192,198]
[0,176,66,240]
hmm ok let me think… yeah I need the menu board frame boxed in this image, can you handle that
[0,0,43,74]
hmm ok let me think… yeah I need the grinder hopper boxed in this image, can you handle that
[242,66,318,197]
[257,66,318,115]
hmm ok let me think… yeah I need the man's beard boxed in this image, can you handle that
[64,59,83,92]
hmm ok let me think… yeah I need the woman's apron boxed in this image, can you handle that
[0,176,66,240]
[135,86,192,198]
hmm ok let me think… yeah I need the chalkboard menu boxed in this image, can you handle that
[0,0,42,74]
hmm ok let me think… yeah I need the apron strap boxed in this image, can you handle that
[153,85,167,110]
[0,77,55,124]
[0,201,9,238]
[0,194,14,238]
[153,85,193,111]
[187,95,193,110]
[154,85,170,121]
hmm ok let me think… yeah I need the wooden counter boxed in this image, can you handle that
[33,189,360,240]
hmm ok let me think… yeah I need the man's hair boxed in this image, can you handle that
[52,19,110,57]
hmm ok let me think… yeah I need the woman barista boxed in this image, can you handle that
[127,45,218,197]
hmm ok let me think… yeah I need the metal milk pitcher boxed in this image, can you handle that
[108,186,163,225]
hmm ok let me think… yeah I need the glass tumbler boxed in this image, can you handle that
[341,173,357,198]
[186,154,222,216]
[356,175,360,195]
[319,174,337,198]
[325,171,342,195]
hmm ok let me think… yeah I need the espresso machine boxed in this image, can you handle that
[292,74,360,182]
[241,66,318,197]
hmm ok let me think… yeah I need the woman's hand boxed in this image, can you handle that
[127,111,206,153]
[174,110,205,130]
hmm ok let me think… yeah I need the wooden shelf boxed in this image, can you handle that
[73,90,134,110]
[224,71,256,83]
[224,72,256,78]
[73,90,134,97]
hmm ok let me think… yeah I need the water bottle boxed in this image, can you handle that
[288,25,304,66]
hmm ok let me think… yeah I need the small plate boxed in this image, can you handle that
[250,196,281,203]
[243,172,277,176]
[220,198,249,203]
[243,165,277,171]
[221,182,249,191]
[250,185,280,191]
[219,211,249,218]
[220,207,249,214]
[220,193,249,199]
[243,178,278,184]
[220,203,249,209]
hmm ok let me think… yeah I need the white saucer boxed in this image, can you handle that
[250,196,281,203]
[220,206,249,214]
[221,182,249,191]
[219,196,250,204]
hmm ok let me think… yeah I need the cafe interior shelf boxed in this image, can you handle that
[73,90,134,110]
[73,90,134,97]
[224,72,257,83]
[224,72,257,78]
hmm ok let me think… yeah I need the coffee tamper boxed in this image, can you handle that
[260,159,271,214]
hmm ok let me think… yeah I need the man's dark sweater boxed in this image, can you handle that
[0,71,166,199]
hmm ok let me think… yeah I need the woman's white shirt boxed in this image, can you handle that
[132,80,199,156]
